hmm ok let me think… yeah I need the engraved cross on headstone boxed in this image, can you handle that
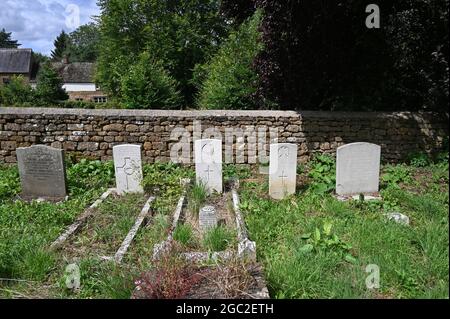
[204,166,214,182]
[279,170,288,188]
[116,157,137,191]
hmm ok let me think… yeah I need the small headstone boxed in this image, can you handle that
[336,142,381,196]
[16,145,67,201]
[195,139,222,194]
[386,212,410,225]
[269,143,298,200]
[199,206,218,232]
[113,144,144,195]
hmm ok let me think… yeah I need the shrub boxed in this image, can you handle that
[307,154,336,194]
[0,76,35,106]
[197,11,263,109]
[120,52,181,109]
[35,63,68,105]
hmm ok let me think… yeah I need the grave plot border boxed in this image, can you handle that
[50,188,116,250]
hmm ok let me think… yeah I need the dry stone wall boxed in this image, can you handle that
[0,107,448,164]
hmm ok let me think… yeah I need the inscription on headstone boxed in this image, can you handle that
[336,142,381,196]
[269,143,298,200]
[199,206,218,232]
[113,144,144,195]
[16,145,67,201]
[195,139,222,194]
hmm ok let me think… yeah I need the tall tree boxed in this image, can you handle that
[96,0,229,107]
[252,0,449,112]
[68,23,100,62]
[51,30,70,61]
[0,29,20,48]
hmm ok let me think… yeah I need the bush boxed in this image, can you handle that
[120,52,181,109]
[35,63,68,105]
[197,11,263,109]
[203,226,235,252]
[0,76,34,106]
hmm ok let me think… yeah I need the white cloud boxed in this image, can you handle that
[0,0,100,55]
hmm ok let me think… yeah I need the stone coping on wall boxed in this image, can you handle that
[0,106,447,122]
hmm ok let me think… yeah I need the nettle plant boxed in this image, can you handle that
[307,154,336,194]
[299,221,357,264]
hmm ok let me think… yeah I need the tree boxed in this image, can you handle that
[0,29,20,48]
[96,0,229,107]
[120,51,181,109]
[68,23,100,62]
[252,0,449,112]
[35,63,68,105]
[219,0,256,25]
[51,31,70,61]
[198,11,263,109]
[0,76,34,106]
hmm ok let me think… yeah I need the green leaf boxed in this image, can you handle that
[344,254,357,264]
[313,228,321,242]
[299,244,314,253]
[323,221,332,236]
[300,233,311,240]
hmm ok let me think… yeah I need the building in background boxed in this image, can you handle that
[0,48,34,86]
[51,58,108,103]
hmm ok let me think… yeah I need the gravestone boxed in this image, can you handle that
[16,145,67,201]
[269,143,298,200]
[199,206,218,232]
[113,144,144,195]
[194,139,222,194]
[336,142,381,196]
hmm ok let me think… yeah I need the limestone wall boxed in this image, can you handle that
[0,107,448,164]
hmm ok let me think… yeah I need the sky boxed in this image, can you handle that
[0,0,100,55]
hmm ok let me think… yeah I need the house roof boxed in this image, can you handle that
[51,62,95,83]
[0,48,32,74]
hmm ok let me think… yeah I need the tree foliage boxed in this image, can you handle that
[252,0,449,112]
[67,23,100,62]
[120,51,181,109]
[0,76,33,106]
[35,64,69,104]
[198,11,263,109]
[51,31,70,61]
[96,0,229,107]
[0,29,20,48]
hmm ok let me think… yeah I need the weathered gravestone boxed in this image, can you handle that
[336,142,381,196]
[269,143,298,200]
[16,145,67,201]
[194,139,222,194]
[199,206,218,232]
[113,144,144,195]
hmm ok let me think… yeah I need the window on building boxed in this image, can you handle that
[75,98,84,102]
[93,96,107,103]
[2,78,10,85]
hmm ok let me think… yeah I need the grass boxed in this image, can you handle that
[188,182,208,219]
[173,224,194,247]
[203,226,235,252]
[0,160,192,299]
[240,155,449,299]
[0,152,448,299]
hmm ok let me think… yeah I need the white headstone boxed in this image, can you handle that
[194,139,222,194]
[113,144,144,195]
[336,142,381,196]
[269,143,298,200]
